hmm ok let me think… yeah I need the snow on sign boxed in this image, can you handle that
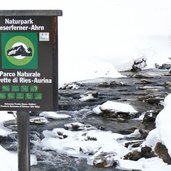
[0,10,62,111]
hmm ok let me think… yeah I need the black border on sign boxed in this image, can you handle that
[0,10,62,16]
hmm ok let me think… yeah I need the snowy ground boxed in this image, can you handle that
[0,112,37,171]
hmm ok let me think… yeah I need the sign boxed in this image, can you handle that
[0,10,62,111]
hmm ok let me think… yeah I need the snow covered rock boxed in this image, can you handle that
[79,91,98,102]
[40,112,71,120]
[41,127,126,168]
[30,117,48,125]
[131,57,147,72]
[59,82,81,90]
[64,122,96,131]
[93,101,137,119]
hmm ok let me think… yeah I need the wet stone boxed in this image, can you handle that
[143,110,160,123]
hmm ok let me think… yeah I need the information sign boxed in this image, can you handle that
[0,10,62,111]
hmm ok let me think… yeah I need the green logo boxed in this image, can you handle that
[2,32,38,69]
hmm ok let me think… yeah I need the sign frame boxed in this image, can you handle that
[0,10,62,111]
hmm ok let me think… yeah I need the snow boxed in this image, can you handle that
[93,101,137,115]
[41,126,127,163]
[59,62,124,86]
[145,93,171,155]
[79,94,94,102]
[0,112,37,171]
[0,111,15,137]
[0,145,37,171]
[39,112,71,120]
[119,157,171,171]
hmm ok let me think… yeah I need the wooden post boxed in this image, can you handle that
[17,111,30,171]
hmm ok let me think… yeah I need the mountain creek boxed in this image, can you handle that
[1,68,171,171]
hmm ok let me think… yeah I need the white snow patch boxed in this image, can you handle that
[0,111,15,137]
[40,112,71,120]
[79,94,94,102]
[119,157,170,171]
[0,145,37,171]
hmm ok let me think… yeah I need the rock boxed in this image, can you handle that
[5,142,17,151]
[143,110,159,123]
[138,95,163,106]
[155,63,160,69]
[97,82,110,88]
[131,57,147,72]
[125,129,149,140]
[124,150,142,161]
[0,134,15,143]
[59,82,81,90]
[155,142,171,164]
[133,73,152,79]
[64,122,95,131]
[164,81,171,87]
[79,91,98,102]
[124,146,155,161]
[98,81,126,88]
[141,146,155,158]
[140,79,153,84]
[124,140,143,148]
[159,63,171,70]
[94,101,137,119]
[93,152,118,168]
[30,117,49,125]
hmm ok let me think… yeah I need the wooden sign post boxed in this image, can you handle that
[0,10,62,171]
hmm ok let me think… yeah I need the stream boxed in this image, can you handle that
[2,68,171,171]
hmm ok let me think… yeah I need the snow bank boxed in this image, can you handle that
[0,145,37,171]
[145,93,171,156]
[119,157,171,171]
[59,62,124,86]
[93,101,137,115]
[0,111,15,137]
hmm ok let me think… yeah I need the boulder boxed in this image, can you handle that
[131,58,147,72]
[159,63,171,70]
[155,142,171,164]
[141,146,155,158]
[143,110,159,123]
[93,152,118,168]
[124,150,142,161]
[124,146,155,161]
